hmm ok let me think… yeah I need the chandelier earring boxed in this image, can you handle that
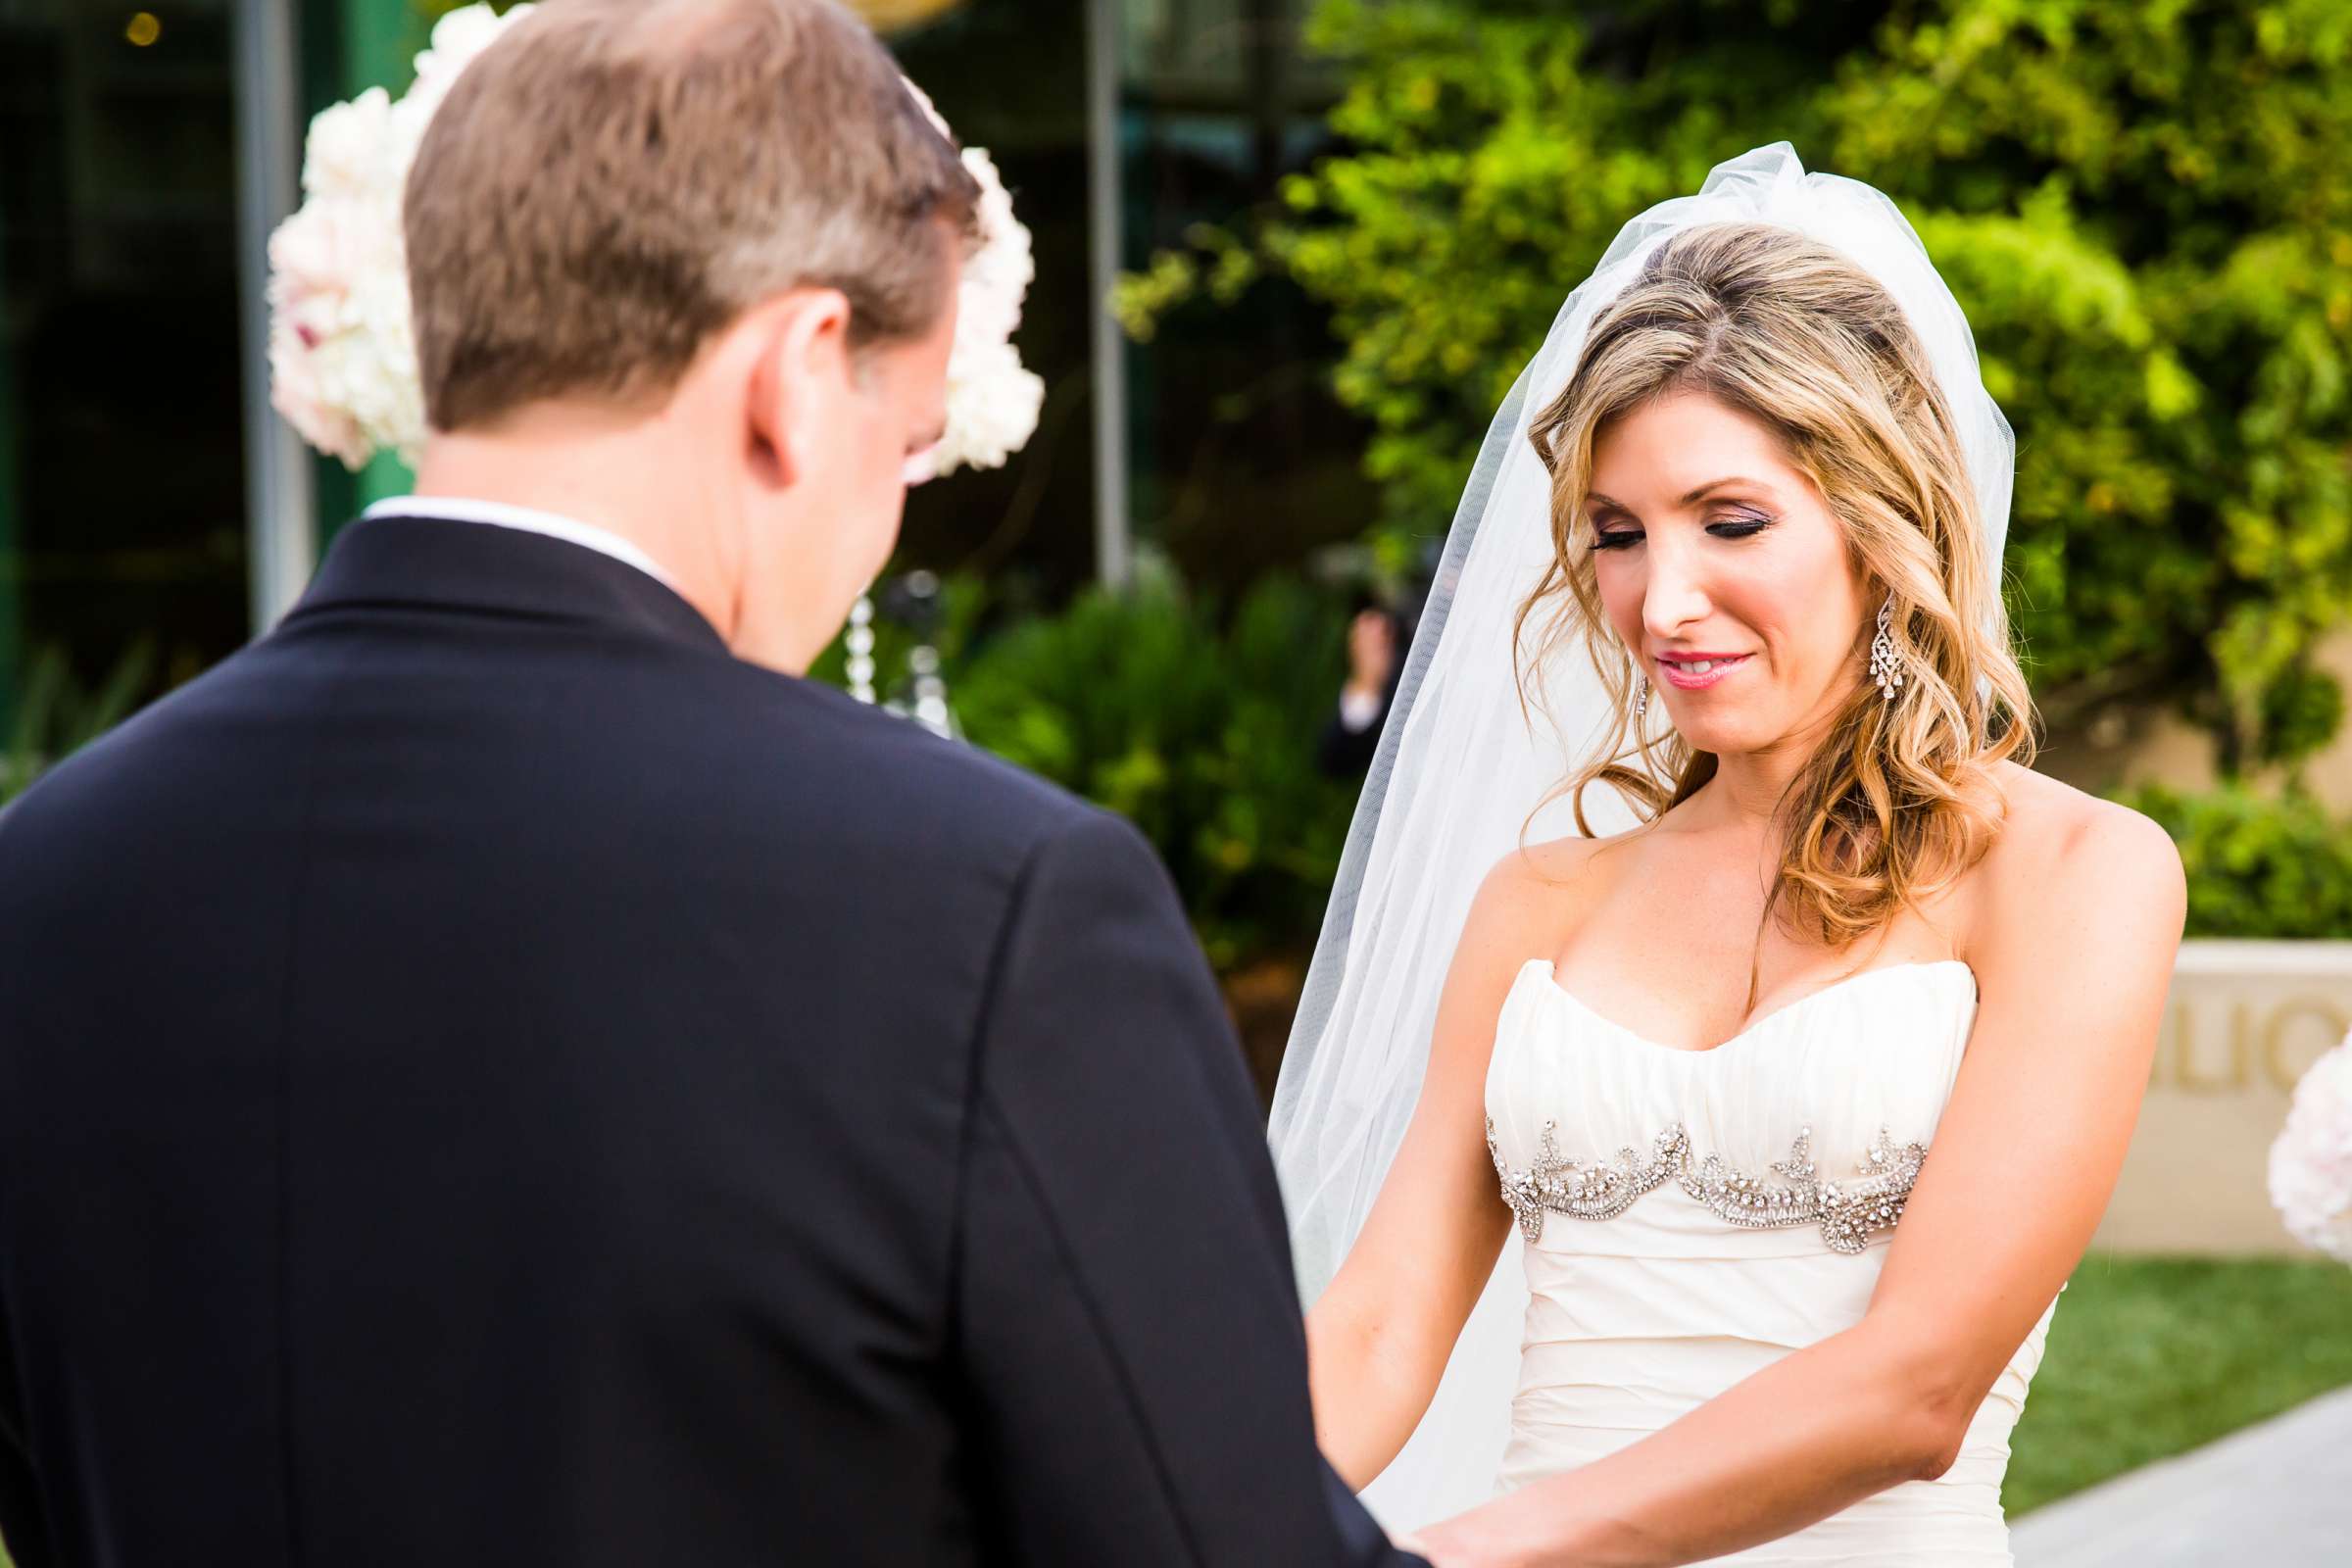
[1868,595,1904,701]
[1633,666,1651,721]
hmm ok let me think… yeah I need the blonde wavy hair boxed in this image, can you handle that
[1519,220,2036,978]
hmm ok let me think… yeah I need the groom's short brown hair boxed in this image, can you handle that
[405,0,981,434]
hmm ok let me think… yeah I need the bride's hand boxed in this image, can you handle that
[1394,1517,1538,1568]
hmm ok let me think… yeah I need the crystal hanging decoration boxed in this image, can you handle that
[846,594,878,705]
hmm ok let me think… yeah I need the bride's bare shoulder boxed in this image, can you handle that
[1979,761,2173,866]
[1483,825,1636,893]
[1463,827,1641,953]
[1966,760,2184,946]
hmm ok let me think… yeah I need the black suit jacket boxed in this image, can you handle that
[0,515,1421,1568]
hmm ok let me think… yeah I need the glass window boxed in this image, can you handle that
[884,0,1371,598]
[883,0,1102,596]
[0,0,248,768]
[1117,0,1372,594]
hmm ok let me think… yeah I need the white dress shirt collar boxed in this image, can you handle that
[362,496,677,590]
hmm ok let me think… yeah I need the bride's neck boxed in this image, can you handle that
[1681,749,1810,836]
[1674,686,1864,834]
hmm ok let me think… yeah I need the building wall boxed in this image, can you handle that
[2039,627,2352,814]
[2095,942,2349,1256]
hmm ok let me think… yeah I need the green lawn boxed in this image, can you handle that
[0,1251,2343,1564]
[2004,1250,2352,1516]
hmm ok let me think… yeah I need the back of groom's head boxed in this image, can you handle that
[405,0,980,435]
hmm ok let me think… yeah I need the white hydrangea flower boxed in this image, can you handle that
[267,194,391,468]
[2269,1030,2352,1263]
[268,3,526,468]
[414,0,520,88]
[270,3,1039,482]
[899,87,1044,479]
[934,338,1046,478]
[301,86,396,203]
[396,3,533,164]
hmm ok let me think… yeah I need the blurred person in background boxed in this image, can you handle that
[1319,542,1442,778]
[1320,597,1405,777]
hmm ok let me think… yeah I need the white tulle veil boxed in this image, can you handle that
[1266,142,2015,1533]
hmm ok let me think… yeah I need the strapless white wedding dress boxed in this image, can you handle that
[1481,956,2060,1565]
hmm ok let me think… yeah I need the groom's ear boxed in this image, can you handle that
[742,287,856,491]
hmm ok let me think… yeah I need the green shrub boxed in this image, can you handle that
[2,641,158,807]
[949,576,1362,972]
[2114,782,2352,939]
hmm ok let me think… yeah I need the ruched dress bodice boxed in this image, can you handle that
[1482,957,2059,1565]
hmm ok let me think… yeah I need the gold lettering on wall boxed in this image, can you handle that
[2172,999,2252,1093]
[2148,990,2348,1095]
[2262,998,2347,1093]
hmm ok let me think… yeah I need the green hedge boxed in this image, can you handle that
[2112,782,2352,940]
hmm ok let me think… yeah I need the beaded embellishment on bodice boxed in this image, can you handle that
[1485,1116,1929,1254]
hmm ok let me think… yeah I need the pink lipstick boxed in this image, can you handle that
[1655,652,1751,690]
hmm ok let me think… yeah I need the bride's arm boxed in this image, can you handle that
[1407,798,2185,1568]
[1308,850,1566,1489]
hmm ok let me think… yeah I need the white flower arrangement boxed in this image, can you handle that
[901,81,1046,480]
[2269,1027,2352,1263]
[268,2,1041,481]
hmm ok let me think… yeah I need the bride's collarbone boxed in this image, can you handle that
[1510,828,1978,1050]
[1536,907,1969,1054]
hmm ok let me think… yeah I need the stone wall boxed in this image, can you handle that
[2091,940,2351,1256]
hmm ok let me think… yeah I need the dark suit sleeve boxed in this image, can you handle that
[0,810,52,1568]
[951,808,1422,1568]
[0,1293,51,1568]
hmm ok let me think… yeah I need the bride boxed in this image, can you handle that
[1271,145,2186,1566]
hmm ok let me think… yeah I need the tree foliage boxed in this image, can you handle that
[1117,0,2352,767]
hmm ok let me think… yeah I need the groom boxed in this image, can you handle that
[0,2,1423,1564]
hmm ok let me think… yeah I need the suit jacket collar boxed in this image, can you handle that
[286,512,731,657]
